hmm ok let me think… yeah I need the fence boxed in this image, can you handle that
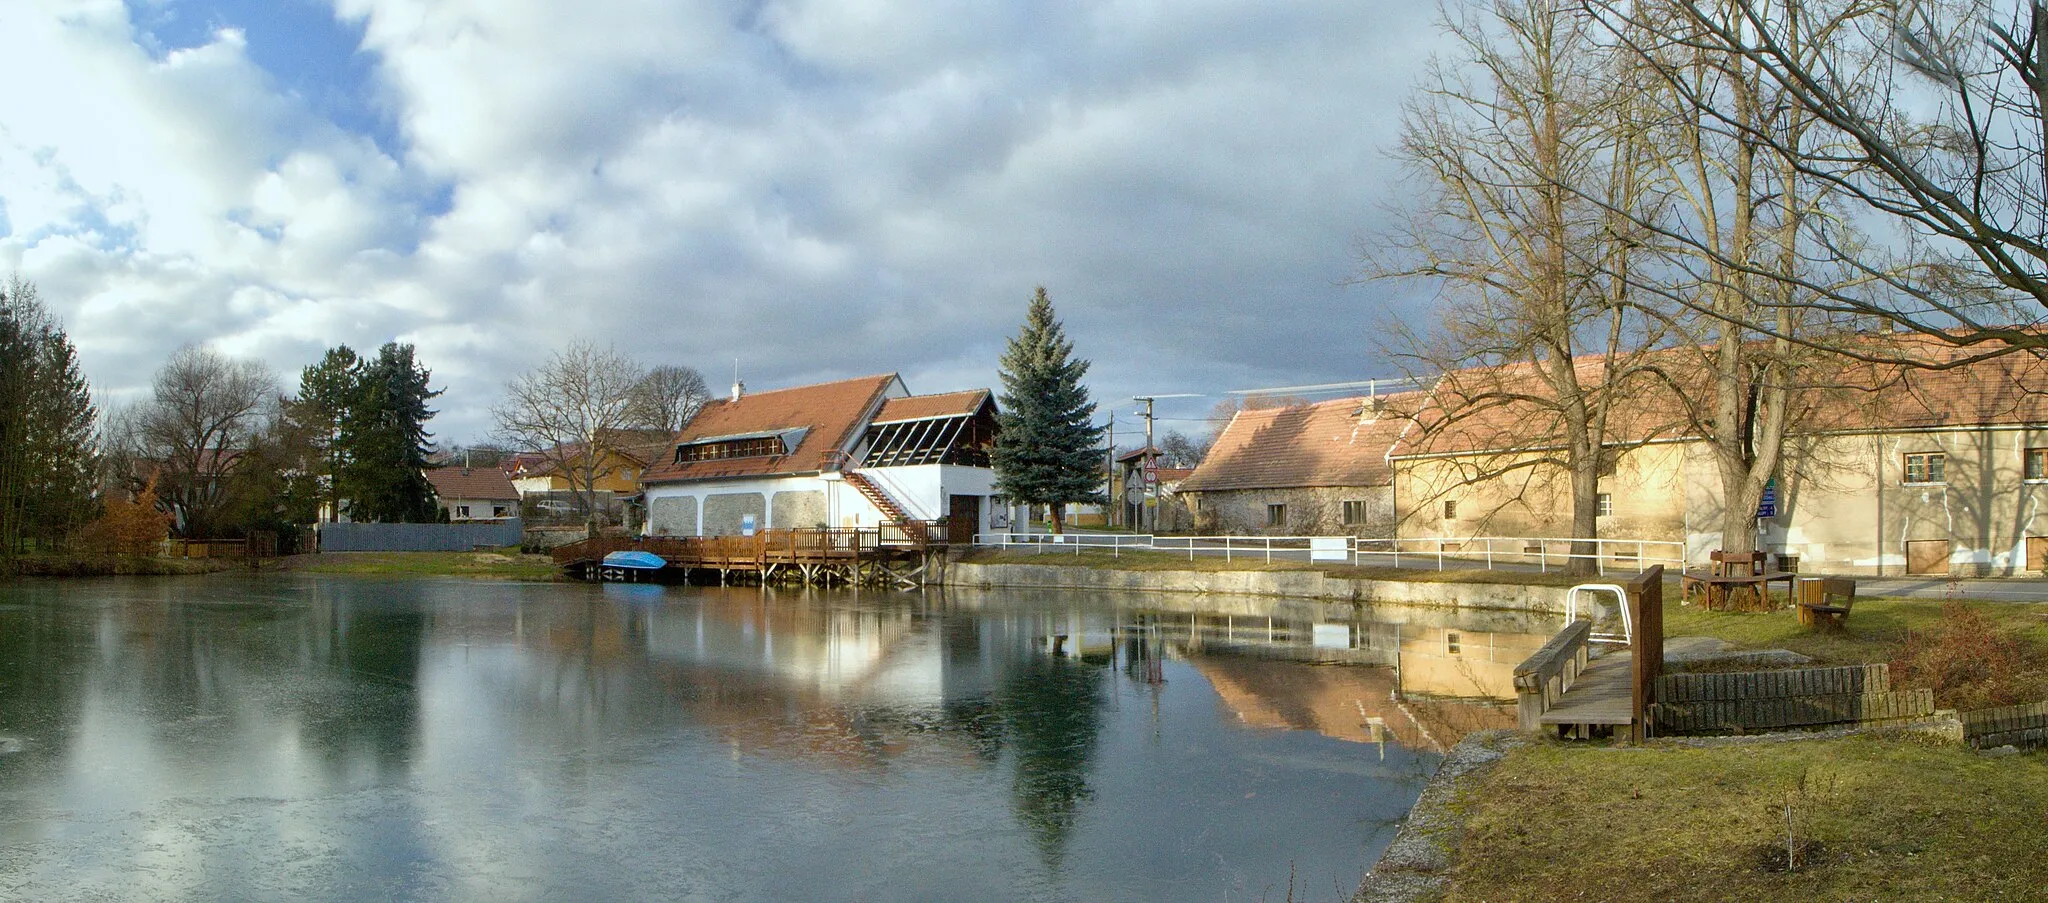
[1961,701,2048,748]
[1651,663,1936,733]
[972,531,1683,574]
[315,520,525,552]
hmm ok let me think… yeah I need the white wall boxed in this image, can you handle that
[643,464,1003,536]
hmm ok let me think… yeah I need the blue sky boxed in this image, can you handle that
[0,0,1441,442]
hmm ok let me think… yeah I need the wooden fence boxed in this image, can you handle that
[1653,663,1935,733]
[1961,701,2048,748]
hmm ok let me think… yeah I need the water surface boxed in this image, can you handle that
[0,576,1539,902]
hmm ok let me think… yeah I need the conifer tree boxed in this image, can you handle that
[292,345,363,522]
[0,277,98,556]
[338,342,441,522]
[991,287,1105,534]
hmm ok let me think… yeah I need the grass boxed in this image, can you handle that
[1447,735,2048,901]
[0,554,237,576]
[279,548,563,581]
[1662,595,2048,665]
[954,547,1588,587]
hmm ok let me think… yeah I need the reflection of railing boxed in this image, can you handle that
[973,531,1684,574]
[553,528,894,568]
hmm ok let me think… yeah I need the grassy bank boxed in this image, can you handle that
[1446,735,2048,901]
[0,554,234,577]
[277,549,562,581]
[955,547,1587,587]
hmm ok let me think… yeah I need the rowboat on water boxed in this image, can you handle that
[599,550,667,582]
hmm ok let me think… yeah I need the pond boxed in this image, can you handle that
[0,576,1555,902]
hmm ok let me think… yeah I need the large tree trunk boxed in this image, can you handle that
[1049,504,1066,535]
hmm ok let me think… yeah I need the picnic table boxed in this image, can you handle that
[1681,551,1799,612]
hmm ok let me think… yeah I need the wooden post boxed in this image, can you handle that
[1627,565,1665,742]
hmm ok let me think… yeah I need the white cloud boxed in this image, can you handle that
[1,0,1441,440]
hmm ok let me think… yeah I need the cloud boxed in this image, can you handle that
[1,0,1440,441]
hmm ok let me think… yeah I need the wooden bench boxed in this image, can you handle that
[1681,550,1799,611]
[1797,576,1857,629]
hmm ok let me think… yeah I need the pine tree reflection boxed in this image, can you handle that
[995,652,1107,870]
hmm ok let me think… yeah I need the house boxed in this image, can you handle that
[506,429,674,496]
[1382,334,2048,576]
[424,465,521,521]
[637,374,1002,543]
[1175,393,1420,537]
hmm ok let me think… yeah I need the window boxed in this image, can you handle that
[1445,631,1462,655]
[455,505,471,519]
[493,505,512,518]
[1442,499,1458,520]
[1342,500,1371,526]
[1597,493,1613,517]
[676,436,785,463]
[2028,448,2048,482]
[1904,452,1947,485]
[1266,503,1287,527]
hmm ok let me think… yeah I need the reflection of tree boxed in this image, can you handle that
[996,655,1106,870]
[306,602,427,776]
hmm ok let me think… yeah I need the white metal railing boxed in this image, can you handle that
[972,531,1683,574]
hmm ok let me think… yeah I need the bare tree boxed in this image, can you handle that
[1584,0,2048,361]
[624,364,710,433]
[493,340,647,537]
[1374,0,1664,574]
[126,346,277,539]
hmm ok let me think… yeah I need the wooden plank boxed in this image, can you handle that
[1539,651,1636,726]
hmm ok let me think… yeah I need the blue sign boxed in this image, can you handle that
[1756,479,1778,519]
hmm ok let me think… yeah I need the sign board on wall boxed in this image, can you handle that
[1310,537,1349,562]
[1756,478,1778,519]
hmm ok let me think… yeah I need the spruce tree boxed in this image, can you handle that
[338,342,442,522]
[292,345,363,522]
[0,277,97,556]
[992,287,1105,534]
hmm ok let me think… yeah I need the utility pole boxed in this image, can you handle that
[1130,394,1201,535]
[1104,415,1117,528]
[1135,397,1156,533]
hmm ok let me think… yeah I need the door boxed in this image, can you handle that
[2029,536,2048,573]
[1906,540,1949,575]
[948,495,981,545]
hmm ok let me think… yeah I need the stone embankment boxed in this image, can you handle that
[944,560,1574,613]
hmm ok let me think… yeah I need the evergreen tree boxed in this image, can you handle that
[338,343,441,523]
[0,277,98,556]
[991,287,1105,534]
[291,345,363,522]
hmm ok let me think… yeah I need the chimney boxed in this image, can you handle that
[730,379,745,404]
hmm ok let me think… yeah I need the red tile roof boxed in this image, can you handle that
[1178,394,1422,492]
[639,374,900,483]
[873,390,990,423]
[425,466,521,501]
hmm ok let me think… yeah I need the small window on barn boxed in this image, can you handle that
[1442,499,1458,520]
[1342,500,1370,526]
[1904,452,1947,485]
[2027,448,2048,482]
[1266,504,1287,527]
[1597,493,1613,517]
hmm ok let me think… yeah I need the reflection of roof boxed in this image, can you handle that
[1188,654,1513,752]
[641,375,900,483]
[1178,394,1420,492]
[874,390,990,423]
[425,466,520,500]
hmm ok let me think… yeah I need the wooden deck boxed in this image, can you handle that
[1538,650,1636,733]
[553,527,942,587]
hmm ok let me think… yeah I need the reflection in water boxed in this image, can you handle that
[0,576,1546,902]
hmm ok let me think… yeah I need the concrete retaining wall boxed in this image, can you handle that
[944,561,1571,613]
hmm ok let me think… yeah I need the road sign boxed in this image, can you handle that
[1757,479,1778,519]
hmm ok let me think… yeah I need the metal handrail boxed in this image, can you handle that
[971,530,1684,574]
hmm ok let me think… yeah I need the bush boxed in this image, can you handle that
[1891,602,2048,710]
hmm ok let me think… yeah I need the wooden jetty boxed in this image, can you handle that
[553,523,945,588]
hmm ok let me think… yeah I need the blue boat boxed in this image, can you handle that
[599,550,667,582]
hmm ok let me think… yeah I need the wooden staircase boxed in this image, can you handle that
[841,470,932,544]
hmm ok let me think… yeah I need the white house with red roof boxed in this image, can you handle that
[638,374,1002,543]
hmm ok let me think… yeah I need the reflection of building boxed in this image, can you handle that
[1191,655,1513,753]
[1395,626,1550,700]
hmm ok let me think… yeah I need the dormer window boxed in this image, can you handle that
[675,429,808,463]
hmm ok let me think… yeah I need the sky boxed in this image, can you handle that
[0,0,1443,444]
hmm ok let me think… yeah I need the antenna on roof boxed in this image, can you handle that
[730,358,744,404]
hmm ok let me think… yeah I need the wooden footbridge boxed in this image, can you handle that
[553,523,946,588]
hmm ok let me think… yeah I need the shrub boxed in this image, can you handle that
[1891,602,2048,710]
